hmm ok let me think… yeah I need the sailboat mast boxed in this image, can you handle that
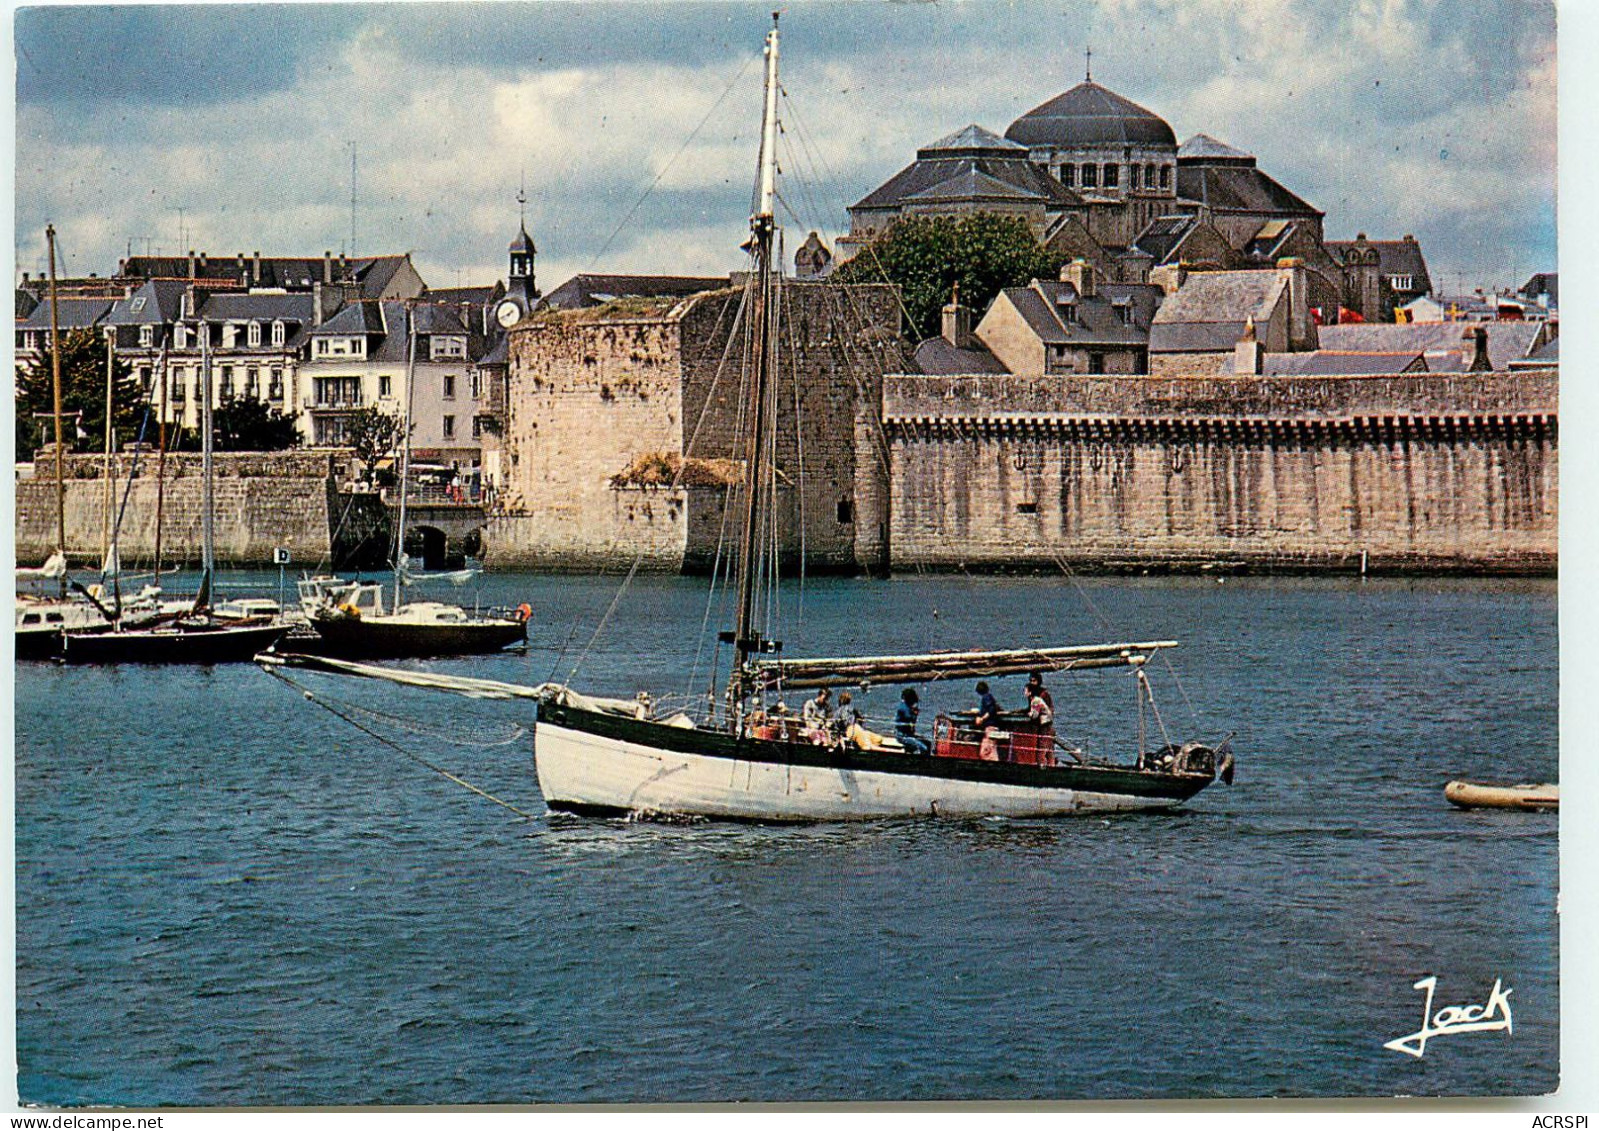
[103,329,115,574]
[201,316,214,579]
[730,13,782,707]
[395,305,416,612]
[46,224,66,598]
[154,346,168,580]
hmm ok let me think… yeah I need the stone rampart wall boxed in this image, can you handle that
[15,451,339,567]
[885,371,1557,573]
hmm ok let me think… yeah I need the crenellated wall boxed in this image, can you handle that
[884,371,1557,573]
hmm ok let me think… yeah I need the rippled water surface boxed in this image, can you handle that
[15,572,1558,1103]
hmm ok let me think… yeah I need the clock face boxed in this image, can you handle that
[496,299,522,328]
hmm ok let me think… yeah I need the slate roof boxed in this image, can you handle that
[119,253,414,299]
[1519,272,1558,304]
[312,300,389,337]
[478,335,510,366]
[424,284,503,308]
[851,140,1082,212]
[105,278,188,325]
[917,124,1028,158]
[1131,215,1200,265]
[1002,279,1162,348]
[913,336,1010,375]
[1263,351,1429,376]
[1005,82,1177,148]
[1317,321,1545,371]
[16,288,39,320]
[17,297,113,330]
[1510,336,1558,368]
[1326,237,1430,282]
[1176,162,1321,218]
[1242,220,1298,263]
[509,224,536,255]
[199,292,316,323]
[1148,270,1286,353]
[1177,134,1253,163]
[542,273,726,310]
[412,302,470,335]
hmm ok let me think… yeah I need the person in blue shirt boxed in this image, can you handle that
[974,680,1003,761]
[895,687,931,755]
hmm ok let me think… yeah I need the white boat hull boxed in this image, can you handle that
[535,715,1198,821]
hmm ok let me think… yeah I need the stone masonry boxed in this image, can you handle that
[885,371,1556,573]
[488,282,903,571]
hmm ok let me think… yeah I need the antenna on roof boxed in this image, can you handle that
[347,141,358,260]
[1085,46,1093,83]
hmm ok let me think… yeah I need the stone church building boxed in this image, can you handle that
[842,76,1424,323]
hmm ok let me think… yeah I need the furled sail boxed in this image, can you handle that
[749,641,1178,690]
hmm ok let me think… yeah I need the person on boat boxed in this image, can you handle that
[1027,686,1054,730]
[975,681,1003,761]
[1025,671,1054,715]
[802,686,833,742]
[832,690,861,742]
[895,687,930,755]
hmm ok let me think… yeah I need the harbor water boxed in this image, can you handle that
[14,572,1559,1103]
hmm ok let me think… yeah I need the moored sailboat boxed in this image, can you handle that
[299,305,527,659]
[262,16,1234,822]
[61,318,288,663]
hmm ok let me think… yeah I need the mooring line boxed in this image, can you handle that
[263,666,539,821]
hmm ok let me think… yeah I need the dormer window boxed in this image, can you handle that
[1113,300,1132,325]
[173,323,187,349]
[1389,275,1414,292]
[1080,163,1098,189]
[248,321,262,347]
[430,335,467,361]
[222,323,237,348]
[139,325,154,347]
[1060,164,1076,187]
[1058,300,1078,325]
[271,321,285,347]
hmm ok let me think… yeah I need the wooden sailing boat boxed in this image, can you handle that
[263,17,1234,821]
[300,303,529,658]
[61,314,287,663]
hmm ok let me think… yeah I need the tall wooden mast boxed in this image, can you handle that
[46,225,66,597]
[730,13,782,710]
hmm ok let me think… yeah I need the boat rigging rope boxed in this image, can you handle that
[588,50,760,272]
[262,664,540,821]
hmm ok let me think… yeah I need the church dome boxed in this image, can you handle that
[1005,82,1176,149]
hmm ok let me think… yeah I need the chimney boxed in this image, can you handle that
[323,251,333,283]
[1234,317,1264,375]
[1465,325,1492,372]
[1150,263,1187,296]
[1277,256,1314,350]
[253,251,261,284]
[188,250,197,278]
[941,283,974,350]
[1060,258,1096,299]
[198,252,207,272]
[339,252,349,280]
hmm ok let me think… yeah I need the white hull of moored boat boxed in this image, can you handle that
[534,718,1190,821]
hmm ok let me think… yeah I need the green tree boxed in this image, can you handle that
[834,212,1068,341]
[344,405,406,485]
[14,329,143,461]
[210,396,302,451]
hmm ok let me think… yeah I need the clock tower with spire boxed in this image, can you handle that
[497,186,541,329]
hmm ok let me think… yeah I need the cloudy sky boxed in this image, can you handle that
[11,0,1557,297]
